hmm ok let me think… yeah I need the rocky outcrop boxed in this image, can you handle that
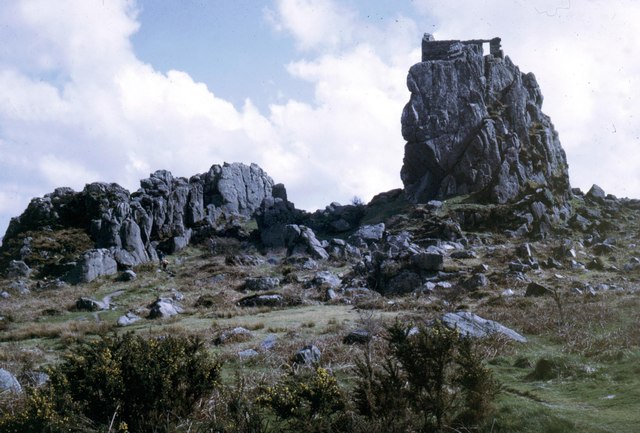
[1,163,275,280]
[401,35,571,233]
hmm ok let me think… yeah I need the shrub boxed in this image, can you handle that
[257,367,348,431]
[0,332,220,433]
[354,321,499,433]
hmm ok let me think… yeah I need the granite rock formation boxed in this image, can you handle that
[401,35,571,231]
[1,163,275,282]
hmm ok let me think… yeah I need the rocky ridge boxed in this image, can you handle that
[0,162,274,283]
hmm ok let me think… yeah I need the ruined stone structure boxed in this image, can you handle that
[421,34,503,61]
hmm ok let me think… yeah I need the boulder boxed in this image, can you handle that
[64,249,117,284]
[245,277,280,292]
[586,184,606,202]
[385,269,423,294]
[119,270,137,281]
[225,255,265,267]
[293,345,322,365]
[148,297,183,319]
[343,329,371,345]
[525,282,554,297]
[462,273,489,291]
[411,252,444,271]
[312,271,342,290]
[117,312,142,326]
[237,293,286,308]
[238,349,259,360]
[6,260,31,279]
[441,311,527,343]
[0,368,22,394]
[76,297,107,312]
[283,224,329,260]
[349,223,385,245]
[261,334,278,351]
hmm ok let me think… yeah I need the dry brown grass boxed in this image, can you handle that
[0,320,113,343]
[476,290,640,358]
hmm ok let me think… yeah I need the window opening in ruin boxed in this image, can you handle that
[483,42,490,56]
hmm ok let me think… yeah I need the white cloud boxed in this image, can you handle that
[265,0,357,51]
[0,0,419,237]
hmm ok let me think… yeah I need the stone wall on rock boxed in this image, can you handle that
[401,34,571,226]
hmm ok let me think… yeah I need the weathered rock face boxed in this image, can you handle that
[401,35,571,212]
[1,162,275,280]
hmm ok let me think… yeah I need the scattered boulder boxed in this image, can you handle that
[148,297,183,319]
[450,250,477,259]
[343,329,371,345]
[0,368,22,394]
[237,293,286,308]
[119,270,137,282]
[293,345,321,365]
[6,260,31,279]
[462,273,489,291]
[385,269,423,294]
[225,255,265,267]
[261,334,278,351]
[117,312,142,326]
[525,282,554,297]
[245,277,280,292]
[441,311,527,343]
[75,297,107,312]
[238,349,259,360]
[312,271,342,290]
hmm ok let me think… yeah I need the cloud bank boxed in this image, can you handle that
[1,0,640,239]
[0,0,414,237]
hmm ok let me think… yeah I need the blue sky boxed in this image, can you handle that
[1,0,640,239]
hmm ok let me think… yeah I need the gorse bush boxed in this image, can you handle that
[257,367,349,432]
[0,332,220,433]
[354,321,499,433]
[0,324,498,432]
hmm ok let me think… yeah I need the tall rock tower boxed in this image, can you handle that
[401,34,571,231]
